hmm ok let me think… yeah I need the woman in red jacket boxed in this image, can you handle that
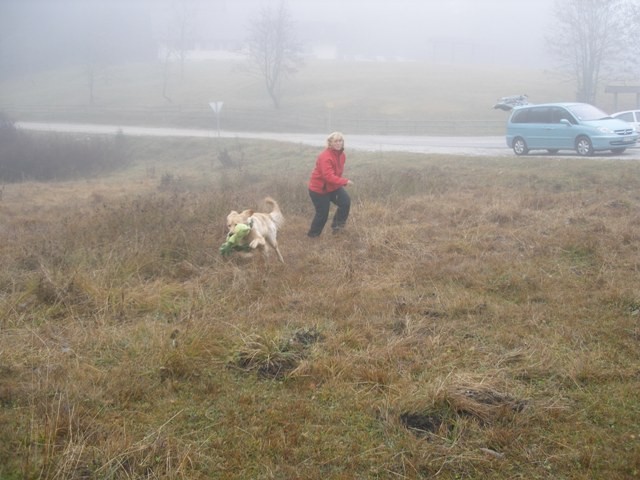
[307,131,354,237]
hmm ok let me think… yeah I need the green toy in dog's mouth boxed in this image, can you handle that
[219,222,252,256]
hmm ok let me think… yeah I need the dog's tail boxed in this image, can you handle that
[264,196,285,228]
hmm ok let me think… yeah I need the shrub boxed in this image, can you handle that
[0,114,131,182]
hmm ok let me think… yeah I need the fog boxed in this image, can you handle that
[263,0,554,65]
[188,0,556,65]
[0,0,556,77]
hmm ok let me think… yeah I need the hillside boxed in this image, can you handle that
[0,60,599,134]
[1,133,639,478]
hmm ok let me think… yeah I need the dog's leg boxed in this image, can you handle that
[248,235,273,262]
[274,246,284,263]
[265,237,284,263]
[249,236,266,249]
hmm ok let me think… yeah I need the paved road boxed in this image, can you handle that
[15,121,640,159]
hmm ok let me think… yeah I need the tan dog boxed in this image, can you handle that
[226,197,285,263]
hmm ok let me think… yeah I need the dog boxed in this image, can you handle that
[226,197,285,263]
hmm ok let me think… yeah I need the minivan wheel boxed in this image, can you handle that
[575,136,593,156]
[513,137,529,155]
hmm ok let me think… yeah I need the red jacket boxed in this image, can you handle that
[308,148,349,194]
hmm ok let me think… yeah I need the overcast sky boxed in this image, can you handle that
[202,0,556,65]
[0,0,557,74]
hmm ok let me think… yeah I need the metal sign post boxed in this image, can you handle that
[208,101,224,137]
[326,101,334,131]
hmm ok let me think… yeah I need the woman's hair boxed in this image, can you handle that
[326,131,344,148]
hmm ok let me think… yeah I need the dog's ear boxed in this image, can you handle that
[246,209,254,216]
[229,210,238,216]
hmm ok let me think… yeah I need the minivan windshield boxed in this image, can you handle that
[567,103,610,121]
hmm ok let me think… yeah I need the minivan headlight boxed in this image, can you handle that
[597,126,613,134]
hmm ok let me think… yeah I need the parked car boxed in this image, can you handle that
[493,94,529,111]
[611,109,640,132]
[506,102,638,156]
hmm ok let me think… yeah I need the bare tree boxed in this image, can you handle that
[80,4,111,105]
[245,1,303,109]
[166,0,198,80]
[159,0,198,102]
[546,0,636,104]
[78,2,156,104]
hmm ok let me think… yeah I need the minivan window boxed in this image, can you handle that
[528,107,551,123]
[510,109,529,123]
[566,103,609,121]
[551,107,576,124]
[511,107,555,123]
[510,106,577,124]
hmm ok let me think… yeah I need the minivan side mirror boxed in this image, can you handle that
[560,118,572,126]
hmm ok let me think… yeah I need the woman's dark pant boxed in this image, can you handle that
[308,187,351,237]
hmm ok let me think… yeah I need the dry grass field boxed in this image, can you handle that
[1,132,639,479]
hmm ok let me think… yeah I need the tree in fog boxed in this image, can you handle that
[160,0,198,102]
[164,0,198,80]
[245,1,303,109]
[80,3,112,104]
[546,0,637,104]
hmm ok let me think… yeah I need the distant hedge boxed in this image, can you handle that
[0,113,131,182]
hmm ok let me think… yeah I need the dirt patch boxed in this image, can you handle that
[399,411,454,437]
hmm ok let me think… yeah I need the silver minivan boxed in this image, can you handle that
[506,102,638,156]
